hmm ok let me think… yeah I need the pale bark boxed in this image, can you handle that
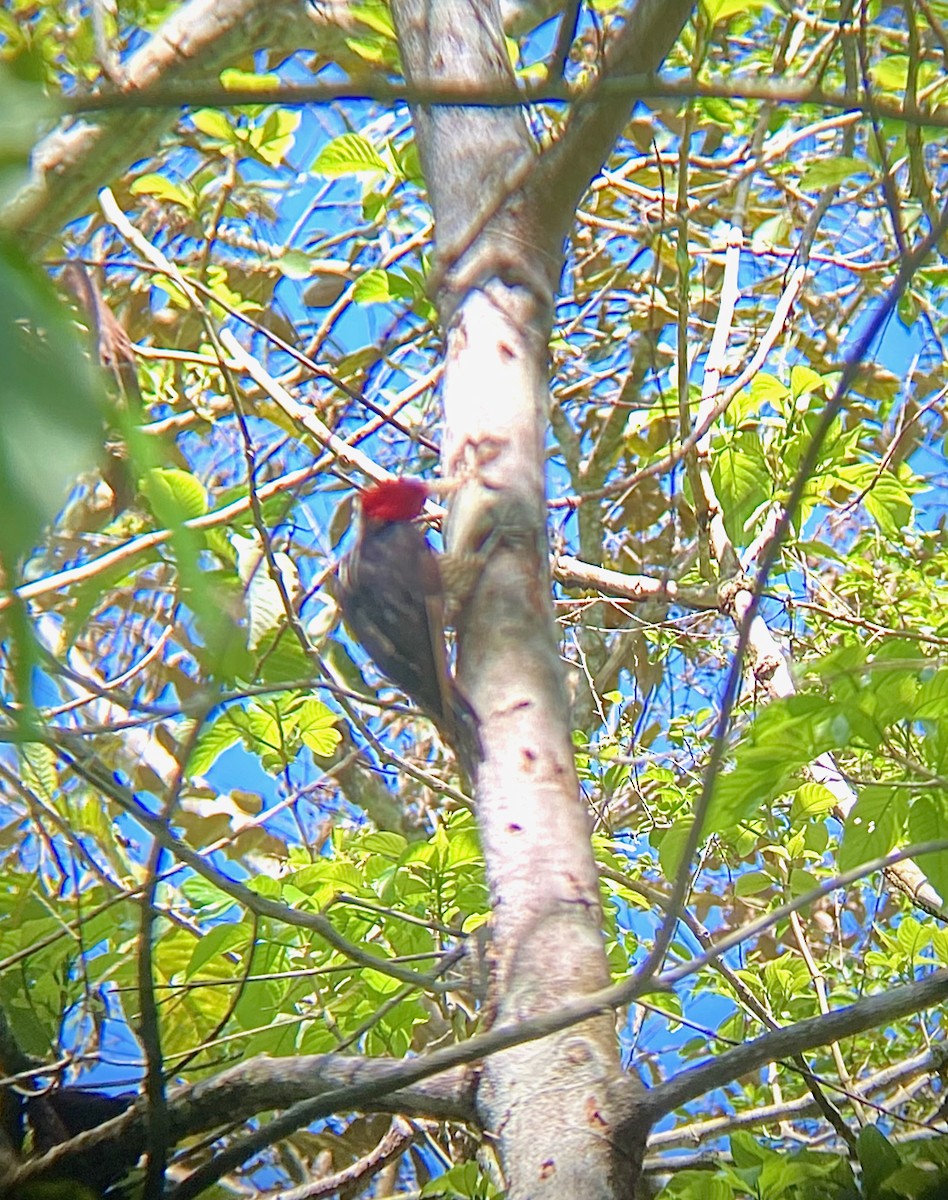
[391,2,693,1196]
[4,1055,475,1195]
[1,0,321,251]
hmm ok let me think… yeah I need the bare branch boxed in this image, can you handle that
[645,971,948,1119]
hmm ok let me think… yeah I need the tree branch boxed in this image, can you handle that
[2,0,316,250]
[8,1054,474,1194]
[644,971,948,1119]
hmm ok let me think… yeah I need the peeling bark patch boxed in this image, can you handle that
[539,1159,556,1180]
[498,339,516,362]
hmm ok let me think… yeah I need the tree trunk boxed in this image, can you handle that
[391,3,647,1195]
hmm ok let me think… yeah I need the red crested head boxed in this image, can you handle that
[360,478,429,523]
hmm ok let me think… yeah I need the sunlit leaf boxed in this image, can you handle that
[799,156,871,190]
[191,109,233,141]
[189,713,243,776]
[130,172,194,208]
[220,67,280,92]
[141,467,208,524]
[297,698,341,758]
[313,133,389,177]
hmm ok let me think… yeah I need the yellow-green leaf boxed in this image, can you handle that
[313,133,389,177]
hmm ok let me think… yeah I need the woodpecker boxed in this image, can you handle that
[338,478,481,768]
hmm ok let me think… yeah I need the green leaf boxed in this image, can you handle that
[757,1149,855,1194]
[348,0,396,37]
[186,922,248,979]
[656,820,693,880]
[0,236,106,569]
[344,35,391,67]
[297,698,341,758]
[363,963,406,996]
[421,1160,500,1199]
[730,1129,774,1168]
[790,364,825,401]
[748,372,789,406]
[191,109,233,141]
[313,133,389,177]
[181,876,239,913]
[914,668,948,720]
[789,868,820,896]
[189,713,243,776]
[834,462,915,538]
[639,990,683,1026]
[141,467,208,524]
[895,916,929,963]
[701,0,769,24]
[251,108,299,166]
[907,795,948,900]
[130,172,194,208]
[735,870,773,897]
[869,54,908,92]
[248,874,281,898]
[257,633,313,684]
[857,1124,901,1198]
[278,249,312,280]
[710,429,771,544]
[362,189,387,223]
[790,782,836,823]
[446,826,483,868]
[393,136,423,185]
[220,67,280,92]
[352,268,419,306]
[899,288,921,327]
[839,786,902,875]
[362,832,409,858]
[799,156,872,190]
[705,695,840,834]
[19,743,57,800]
